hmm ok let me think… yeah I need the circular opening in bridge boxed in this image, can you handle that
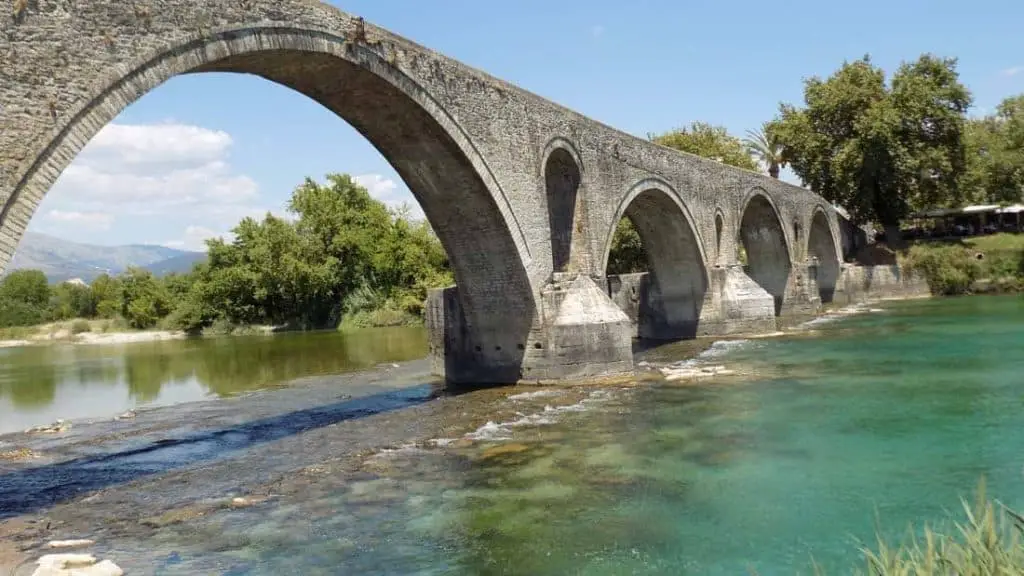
[545,148,582,273]
[739,194,791,316]
[605,187,707,340]
[808,210,840,304]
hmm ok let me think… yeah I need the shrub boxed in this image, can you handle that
[69,319,91,334]
[905,244,982,295]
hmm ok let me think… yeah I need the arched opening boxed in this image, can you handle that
[808,210,841,304]
[714,213,725,265]
[739,194,791,316]
[604,186,707,340]
[544,148,581,273]
[0,27,536,383]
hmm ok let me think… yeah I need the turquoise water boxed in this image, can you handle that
[14,295,1024,574]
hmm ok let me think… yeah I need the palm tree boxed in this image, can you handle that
[744,124,785,179]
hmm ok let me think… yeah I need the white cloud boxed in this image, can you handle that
[353,173,423,219]
[45,210,114,231]
[1001,66,1024,77]
[34,121,269,243]
[591,24,605,38]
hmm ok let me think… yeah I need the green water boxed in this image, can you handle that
[0,327,427,434]
[133,294,1023,575]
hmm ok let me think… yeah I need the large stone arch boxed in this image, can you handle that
[0,21,537,380]
[807,207,841,304]
[602,179,709,339]
[739,190,792,316]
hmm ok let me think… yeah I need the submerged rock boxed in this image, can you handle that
[661,365,736,382]
[479,443,531,460]
[31,553,125,576]
[45,539,95,549]
[25,420,71,434]
[0,447,38,460]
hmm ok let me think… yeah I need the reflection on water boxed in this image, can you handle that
[0,327,427,434]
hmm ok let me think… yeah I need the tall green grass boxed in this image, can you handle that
[843,482,1024,575]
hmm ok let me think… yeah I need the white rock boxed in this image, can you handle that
[36,553,97,569]
[45,539,95,549]
[70,559,124,576]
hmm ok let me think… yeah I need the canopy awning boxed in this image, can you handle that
[961,204,1002,214]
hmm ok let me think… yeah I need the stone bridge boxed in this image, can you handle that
[0,0,847,384]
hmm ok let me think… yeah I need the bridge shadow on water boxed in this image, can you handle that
[0,382,462,520]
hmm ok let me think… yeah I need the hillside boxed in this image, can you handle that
[6,231,206,283]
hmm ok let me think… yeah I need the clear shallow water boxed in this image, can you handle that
[0,327,427,434]
[40,293,1018,576]
[5,295,1024,575]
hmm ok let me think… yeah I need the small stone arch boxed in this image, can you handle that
[807,206,842,304]
[603,178,709,339]
[542,138,585,274]
[739,189,792,316]
[714,210,726,266]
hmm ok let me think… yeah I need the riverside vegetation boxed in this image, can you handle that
[0,174,454,338]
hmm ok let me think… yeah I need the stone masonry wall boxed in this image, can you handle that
[1,0,849,382]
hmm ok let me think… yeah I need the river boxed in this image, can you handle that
[0,327,428,435]
[1,294,1022,575]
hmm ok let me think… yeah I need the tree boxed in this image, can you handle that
[119,267,171,329]
[0,269,51,327]
[607,219,647,275]
[172,172,454,332]
[90,274,123,319]
[50,281,97,320]
[960,96,1024,204]
[650,122,759,172]
[771,54,971,246]
[743,123,786,179]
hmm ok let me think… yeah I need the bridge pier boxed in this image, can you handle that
[427,274,633,385]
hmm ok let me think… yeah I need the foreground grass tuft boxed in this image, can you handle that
[849,482,1024,575]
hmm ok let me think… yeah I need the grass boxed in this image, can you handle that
[847,482,1024,575]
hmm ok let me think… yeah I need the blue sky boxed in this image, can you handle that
[26,0,1024,250]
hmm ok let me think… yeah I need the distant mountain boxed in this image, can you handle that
[6,231,206,283]
[144,251,207,276]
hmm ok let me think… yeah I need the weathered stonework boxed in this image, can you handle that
[831,265,931,304]
[1,1,848,384]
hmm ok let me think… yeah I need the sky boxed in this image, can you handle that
[25,0,1024,251]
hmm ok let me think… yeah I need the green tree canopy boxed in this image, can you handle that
[770,54,971,242]
[960,95,1024,204]
[650,121,759,172]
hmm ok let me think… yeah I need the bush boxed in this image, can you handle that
[69,319,91,334]
[905,244,982,295]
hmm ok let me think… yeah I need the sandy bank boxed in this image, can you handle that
[0,323,185,349]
